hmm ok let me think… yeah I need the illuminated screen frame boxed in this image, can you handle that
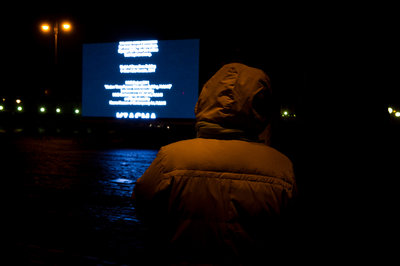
[82,39,200,120]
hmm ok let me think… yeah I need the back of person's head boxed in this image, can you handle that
[195,63,272,141]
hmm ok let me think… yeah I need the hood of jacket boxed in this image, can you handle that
[195,63,272,140]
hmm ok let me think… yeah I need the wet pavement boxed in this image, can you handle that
[3,136,159,265]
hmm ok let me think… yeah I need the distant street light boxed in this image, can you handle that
[62,23,71,31]
[40,21,72,64]
[41,24,50,31]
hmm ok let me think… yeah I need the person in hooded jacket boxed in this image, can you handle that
[132,63,297,263]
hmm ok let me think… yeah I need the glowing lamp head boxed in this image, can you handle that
[395,112,400,118]
[41,24,50,32]
[62,22,71,31]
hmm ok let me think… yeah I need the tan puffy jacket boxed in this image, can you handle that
[133,63,296,260]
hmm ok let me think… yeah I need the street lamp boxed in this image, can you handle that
[40,21,72,64]
[41,24,50,31]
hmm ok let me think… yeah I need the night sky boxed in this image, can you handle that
[1,4,311,106]
[1,4,396,114]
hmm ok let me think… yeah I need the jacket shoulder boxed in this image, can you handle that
[159,138,294,182]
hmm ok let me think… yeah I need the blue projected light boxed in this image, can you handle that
[82,39,199,119]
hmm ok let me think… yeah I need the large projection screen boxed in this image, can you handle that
[82,39,199,119]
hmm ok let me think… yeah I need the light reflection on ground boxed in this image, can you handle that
[88,148,157,225]
[8,138,159,264]
[95,149,157,198]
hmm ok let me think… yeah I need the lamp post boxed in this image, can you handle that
[40,21,72,64]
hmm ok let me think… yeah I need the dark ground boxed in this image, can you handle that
[3,136,159,265]
[1,115,399,265]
